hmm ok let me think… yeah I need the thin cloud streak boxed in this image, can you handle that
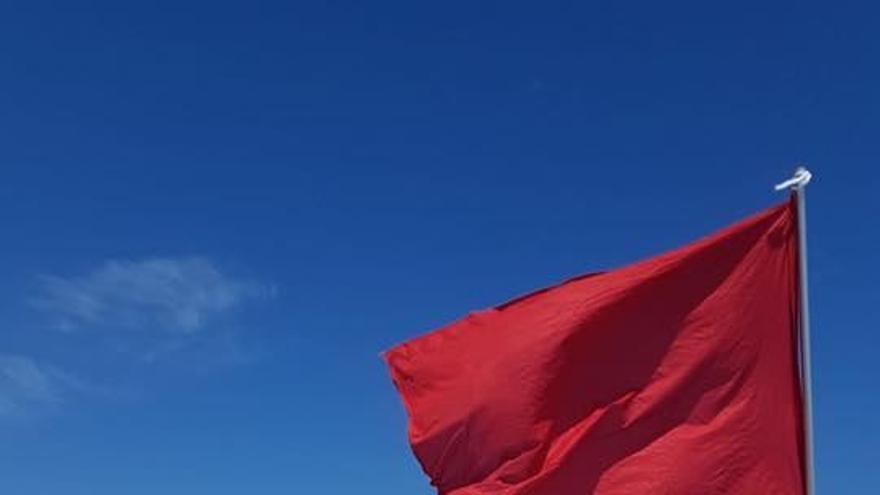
[0,355,64,417]
[33,257,272,334]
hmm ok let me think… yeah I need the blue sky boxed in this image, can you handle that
[1,1,877,493]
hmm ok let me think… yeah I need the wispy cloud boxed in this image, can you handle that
[0,355,66,417]
[33,257,272,334]
[4,258,272,419]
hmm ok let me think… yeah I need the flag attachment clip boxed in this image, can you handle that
[775,166,813,191]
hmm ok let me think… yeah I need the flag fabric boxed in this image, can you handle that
[385,200,805,494]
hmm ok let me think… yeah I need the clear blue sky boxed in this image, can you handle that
[0,1,877,493]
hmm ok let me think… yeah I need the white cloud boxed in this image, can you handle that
[0,355,64,417]
[33,257,271,334]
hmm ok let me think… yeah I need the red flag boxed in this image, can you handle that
[385,200,805,494]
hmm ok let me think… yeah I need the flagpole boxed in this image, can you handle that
[775,166,815,495]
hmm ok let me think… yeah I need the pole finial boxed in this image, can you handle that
[774,166,812,191]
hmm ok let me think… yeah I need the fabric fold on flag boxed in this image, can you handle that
[385,199,805,495]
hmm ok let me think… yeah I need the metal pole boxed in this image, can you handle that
[776,166,815,495]
[795,177,816,495]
